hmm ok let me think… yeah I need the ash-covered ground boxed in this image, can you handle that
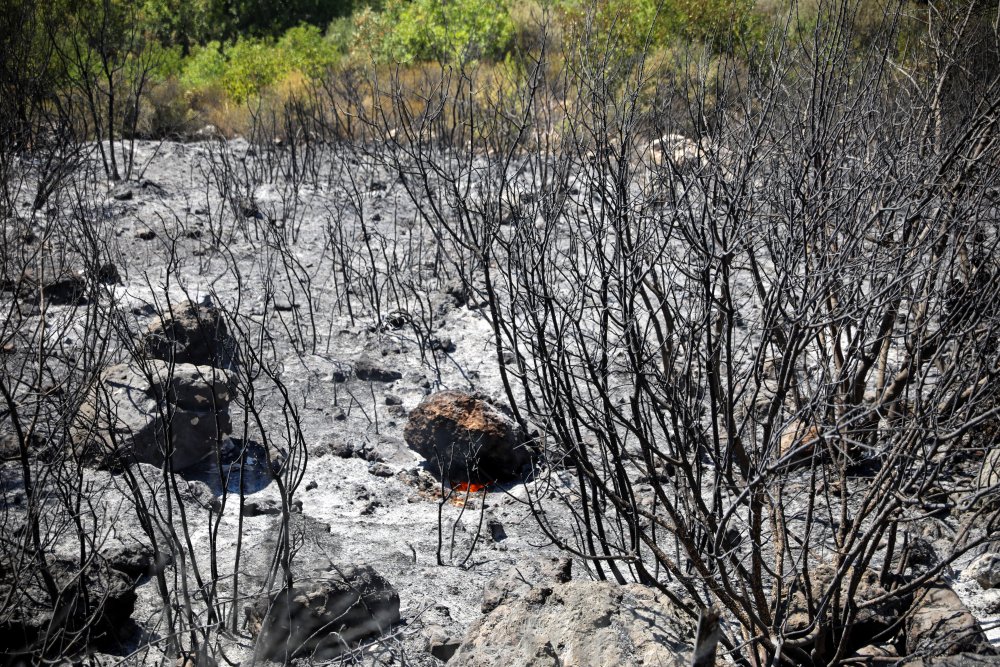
[2,138,999,666]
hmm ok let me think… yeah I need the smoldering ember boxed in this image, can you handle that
[2,1,1000,665]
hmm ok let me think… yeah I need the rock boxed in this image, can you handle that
[904,653,1000,666]
[907,580,989,656]
[72,360,233,471]
[385,394,403,406]
[148,362,235,410]
[965,553,1000,589]
[851,643,898,660]
[93,262,121,285]
[100,537,165,579]
[243,498,283,517]
[110,183,134,201]
[481,557,572,615]
[404,391,529,482]
[355,357,402,382]
[977,448,1000,492]
[0,557,137,659]
[137,229,157,241]
[425,626,462,662]
[487,518,507,542]
[783,563,899,657]
[246,517,399,662]
[429,336,456,353]
[452,580,693,667]
[777,419,821,466]
[143,300,234,366]
[368,462,395,478]
[24,270,87,305]
[182,479,221,512]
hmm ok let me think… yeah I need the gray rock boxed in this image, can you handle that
[782,563,900,657]
[0,556,137,659]
[481,557,571,614]
[964,553,1000,589]
[100,537,168,579]
[182,479,221,512]
[147,362,235,410]
[977,448,1000,492]
[110,183,134,201]
[425,625,462,662]
[368,462,395,478]
[143,300,234,366]
[31,270,86,305]
[403,391,529,482]
[451,580,693,667]
[73,360,233,471]
[906,653,1000,666]
[907,580,989,656]
[93,262,121,284]
[243,498,281,517]
[355,357,402,382]
[245,515,399,662]
[487,517,507,542]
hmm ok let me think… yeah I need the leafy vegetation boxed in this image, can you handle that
[3,0,995,139]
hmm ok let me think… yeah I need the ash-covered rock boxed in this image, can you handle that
[142,300,234,366]
[908,580,991,657]
[451,579,693,667]
[966,553,1000,590]
[243,514,400,662]
[72,360,234,471]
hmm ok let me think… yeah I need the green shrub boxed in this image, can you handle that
[558,0,758,55]
[277,23,339,77]
[326,15,356,54]
[147,40,185,80]
[180,41,226,92]
[221,37,289,103]
[356,0,516,63]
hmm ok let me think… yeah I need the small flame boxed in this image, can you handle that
[451,481,489,494]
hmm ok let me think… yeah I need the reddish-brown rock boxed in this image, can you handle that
[403,391,528,482]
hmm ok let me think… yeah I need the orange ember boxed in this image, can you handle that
[451,481,490,493]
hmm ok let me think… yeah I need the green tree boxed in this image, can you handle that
[356,0,516,62]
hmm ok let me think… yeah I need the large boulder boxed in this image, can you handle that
[142,300,234,366]
[906,580,989,657]
[782,563,900,658]
[450,580,693,667]
[403,391,528,482]
[248,564,400,663]
[0,556,137,660]
[964,553,1000,589]
[73,360,233,471]
[245,515,400,663]
[481,557,572,614]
